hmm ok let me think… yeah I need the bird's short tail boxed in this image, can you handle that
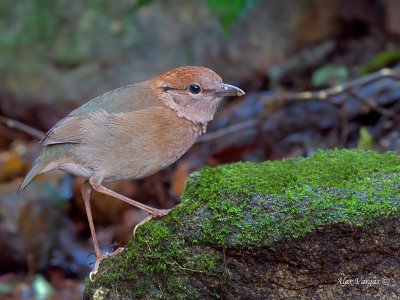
[18,145,70,192]
[18,156,47,192]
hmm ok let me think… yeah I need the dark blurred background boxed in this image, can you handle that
[0,0,399,298]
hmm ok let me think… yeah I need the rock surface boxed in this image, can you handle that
[84,150,400,299]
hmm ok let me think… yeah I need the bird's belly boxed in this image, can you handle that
[58,162,93,178]
[99,150,182,182]
[86,125,198,181]
[102,141,193,182]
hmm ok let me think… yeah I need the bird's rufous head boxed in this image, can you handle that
[152,66,244,127]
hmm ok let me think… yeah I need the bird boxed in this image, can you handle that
[18,66,245,277]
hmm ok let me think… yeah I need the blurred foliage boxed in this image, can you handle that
[362,49,400,74]
[0,149,27,182]
[0,0,256,51]
[205,0,260,32]
[127,0,261,31]
[14,0,59,46]
[0,275,55,299]
[0,281,13,295]
[357,127,374,150]
[311,64,349,87]
[0,0,256,75]
[131,0,155,13]
[32,275,54,300]
[130,0,261,31]
[0,0,135,76]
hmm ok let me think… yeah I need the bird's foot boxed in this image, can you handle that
[152,208,172,217]
[133,208,172,236]
[89,247,124,281]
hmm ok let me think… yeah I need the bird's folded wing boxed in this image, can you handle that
[40,113,84,145]
[40,83,163,146]
[40,106,172,146]
[41,109,119,145]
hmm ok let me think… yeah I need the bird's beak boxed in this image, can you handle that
[215,83,245,97]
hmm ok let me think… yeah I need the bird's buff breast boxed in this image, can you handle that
[73,108,203,182]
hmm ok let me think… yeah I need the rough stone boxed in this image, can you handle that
[84,150,400,299]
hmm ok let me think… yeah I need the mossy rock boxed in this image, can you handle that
[84,149,400,299]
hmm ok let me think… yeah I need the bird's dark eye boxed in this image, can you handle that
[188,84,201,94]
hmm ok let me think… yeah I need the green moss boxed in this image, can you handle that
[85,149,400,298]
[175,149,399,245]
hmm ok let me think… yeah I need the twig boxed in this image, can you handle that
[263,68,400,103]
[347,89,400,123]
[166,261,221,278]
[0,116,44,139]
[197,120,258,143]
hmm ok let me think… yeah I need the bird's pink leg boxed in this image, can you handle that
[81,181,124,280]
[89,178,171,235]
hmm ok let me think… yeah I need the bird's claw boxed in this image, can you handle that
[89,247,125,281]
[89,270,96,282]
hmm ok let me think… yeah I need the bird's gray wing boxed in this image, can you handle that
[40,112,84,145]
[40,82,163,145]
